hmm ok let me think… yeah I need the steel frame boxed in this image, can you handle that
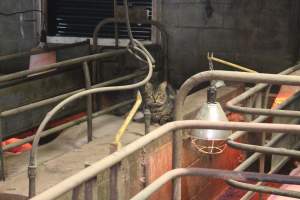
[30,68,300,200]
[31,120,300,200]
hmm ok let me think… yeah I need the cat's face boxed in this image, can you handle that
[145,81,168,106]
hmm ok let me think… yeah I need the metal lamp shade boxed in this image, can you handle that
[191,102,231,140]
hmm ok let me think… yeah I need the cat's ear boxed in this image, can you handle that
[159,81,167,90]
[145,82,154,95]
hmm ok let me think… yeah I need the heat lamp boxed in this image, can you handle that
[191,84,231,154]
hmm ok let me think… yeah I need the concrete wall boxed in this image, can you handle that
[0,0,38,55]
[162,0,300,88]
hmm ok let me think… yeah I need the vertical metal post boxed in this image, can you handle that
[0,117,5,181]
[110,144,119,200]
[83,62,93,142]
[255,92,265,200]
[144,109,151,135]
[113,0,119,48]
[140,108,151,189]
[84,163,94,200]
[72,186,80,200]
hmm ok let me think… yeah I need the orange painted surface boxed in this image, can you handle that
[272,85,300,108]
[29,51,57,70]
[148,142,173,200]
[2,138,32,154]
[3,112,86,154]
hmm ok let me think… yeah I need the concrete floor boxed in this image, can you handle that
[0,114,158,196]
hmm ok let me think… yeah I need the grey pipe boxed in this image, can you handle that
[28,46,154,197]
[30,120,300,200]
[240,141,300,200]
[173,68,300,200]
[1,71,144,118]
[0,49,128,83]
[92,18,168,81]
[82,62,93,142]
[131,168,300,200]
[3,100,134,152]
[0,40,90,62]
[226,64,300,117]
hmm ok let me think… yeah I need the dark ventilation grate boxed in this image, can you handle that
[47,0,152,40]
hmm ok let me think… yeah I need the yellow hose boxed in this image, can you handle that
[207,53,258,73]
[114,91,143,149]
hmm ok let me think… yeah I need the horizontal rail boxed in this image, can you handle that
[239,141,300,200]
[226,65,300,117]
[28,45,154,197]
[3,99,134,151]
[173,67,300,200]
[31,120,300,200]
[1,71,144,117]
[0,40,90,62]
[0,49,128,83]
[130,168,300,200]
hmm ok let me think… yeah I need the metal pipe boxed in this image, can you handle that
[226,65,300,117]
[144,109,151,134]
[229,179,300,199]
[240,141,300,200]
[92,18,168,81]
[0,40,90,62]
[0,117,4,181]
[123,0,134,46]
[0,49,128,83]
[173,68,300,200]
[3,100,134,152]
[227,140,300,157]
[226,118,300,198]
[31,120,300,200]
[130,168,300,200]
[1,71,144,118]
[82,62,93,142]
[28,46,154,197]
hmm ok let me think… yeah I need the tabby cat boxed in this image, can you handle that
[143,81,175,124]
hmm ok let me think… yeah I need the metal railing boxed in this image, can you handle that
[27,43,155,197]
[173,67,300,200]
[29,68,300,200]
[30,120,300,200]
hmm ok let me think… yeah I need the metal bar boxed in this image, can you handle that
[226,65,300,117]
[3,100,134,152]
[144,109,151,134]
[0,40,90,62]
[130,168,300,200]
[240,142,300,200]
[83,62,93,142]
[0,49,128,83]
[109,144,119,200]
[0,117,5,181]
[31,120,300,200]
[173,67,300,200]
[1,71,144,117]
[228,179,300,200]
[255,92,264,200]
[227,140,300,157]
[92,18,168,80]
[71,186,80,200]
[113,0,119,48]
[84,163,93,200]
[28,46,153,198]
